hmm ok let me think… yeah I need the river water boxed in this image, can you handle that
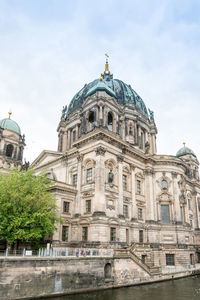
[48,276,200,300]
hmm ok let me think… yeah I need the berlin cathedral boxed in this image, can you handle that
[1,58,200,269]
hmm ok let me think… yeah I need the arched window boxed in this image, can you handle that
[6,144,14,158]
[88,111,95,123]
[129,126,133,136]
[161,180,168,190]
[107,112,113,131]
[104,263,112,279]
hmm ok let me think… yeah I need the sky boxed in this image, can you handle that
[0,0,200,163]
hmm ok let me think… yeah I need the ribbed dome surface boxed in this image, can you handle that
[0,118,21,135]
[176,146,196,158]
[66,72,149,119]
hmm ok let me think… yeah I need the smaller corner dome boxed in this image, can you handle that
[176,145,196,159]
[0,118,21,135]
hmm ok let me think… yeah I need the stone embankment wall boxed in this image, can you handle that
[0,256,199,300]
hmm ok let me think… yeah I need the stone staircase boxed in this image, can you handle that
[114,243,161,276]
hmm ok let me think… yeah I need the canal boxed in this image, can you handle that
[48,276,200,300]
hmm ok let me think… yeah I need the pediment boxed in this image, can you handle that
[31,150,62,168]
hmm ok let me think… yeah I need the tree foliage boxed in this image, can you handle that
[0,169,60,248]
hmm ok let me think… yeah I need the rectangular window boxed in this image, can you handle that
[161,205,170,224]
[138,208,143,220]
[86,168,92,183]
[166,254,175,266]
[72,130,76,142]
[62,226,69,241]
[110,227,116,242]
[197,252,200,263]
[86,200,91,213]
[123,175,127,191]
[139,230,143,243]
[137,180,141,194]
[123,205,128,218]
[73,174,77,186]
[63,201,70,213]
[82,227,88,241]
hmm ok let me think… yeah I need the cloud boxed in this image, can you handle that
[0,0,200,162]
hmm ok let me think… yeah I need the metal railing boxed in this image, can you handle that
[0,248,114,258]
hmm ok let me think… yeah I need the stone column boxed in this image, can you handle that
[193,192,200,229]
[145,168,155,222]
[131,165,137,220]
[117,155,124,218]
[93,146,106,214]
[172,172,181,223]
[67,130,71,149]
[75,154,83,216]
[62,131,67,152]
[195,195,200,229]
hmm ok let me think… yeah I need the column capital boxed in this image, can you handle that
[95,146,106,156]
[144,168,154,175]
[77,154,83,162]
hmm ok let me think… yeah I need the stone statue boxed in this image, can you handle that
[145,141,150,154]
[22,134,25,143]
[108,170,114,183]
[21,160,30,171]
[148,109,154,121]
[61,105,67,119]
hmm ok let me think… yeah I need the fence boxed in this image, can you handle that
[0,248,114,258]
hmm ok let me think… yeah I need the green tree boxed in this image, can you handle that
[0,169,61,249]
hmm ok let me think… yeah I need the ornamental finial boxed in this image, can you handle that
[105,53,109,74]
[8,110,12,119]
[183,142,186,147]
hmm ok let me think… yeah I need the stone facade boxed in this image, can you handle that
[31,62,200,270]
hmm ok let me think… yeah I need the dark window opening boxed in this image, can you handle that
[166,254,175,266]
[62,226,69,241]
[104,263,112,279]
[107,112,113,131]
[110,227,116,242]
[82,227,88,241]
[86,200,91,213]
[6,144,14,158]
[141,255,146,264]
[89,111,95,123]
[63,201,70,213]
[139,230,144,243]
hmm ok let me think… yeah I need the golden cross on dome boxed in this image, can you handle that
[8,110,12,119]
[105,53,109,74]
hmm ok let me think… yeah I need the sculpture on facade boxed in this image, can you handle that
[108,170,114,183]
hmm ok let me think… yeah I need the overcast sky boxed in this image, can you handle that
[0,0,200,163]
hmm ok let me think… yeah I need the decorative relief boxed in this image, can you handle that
[77,154,83,162]
[95,146,106,156]
[117,155,124,163]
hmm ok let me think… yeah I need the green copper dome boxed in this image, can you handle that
[66,64,149,119]
[0,117,21,135]
[176,145,196,158]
